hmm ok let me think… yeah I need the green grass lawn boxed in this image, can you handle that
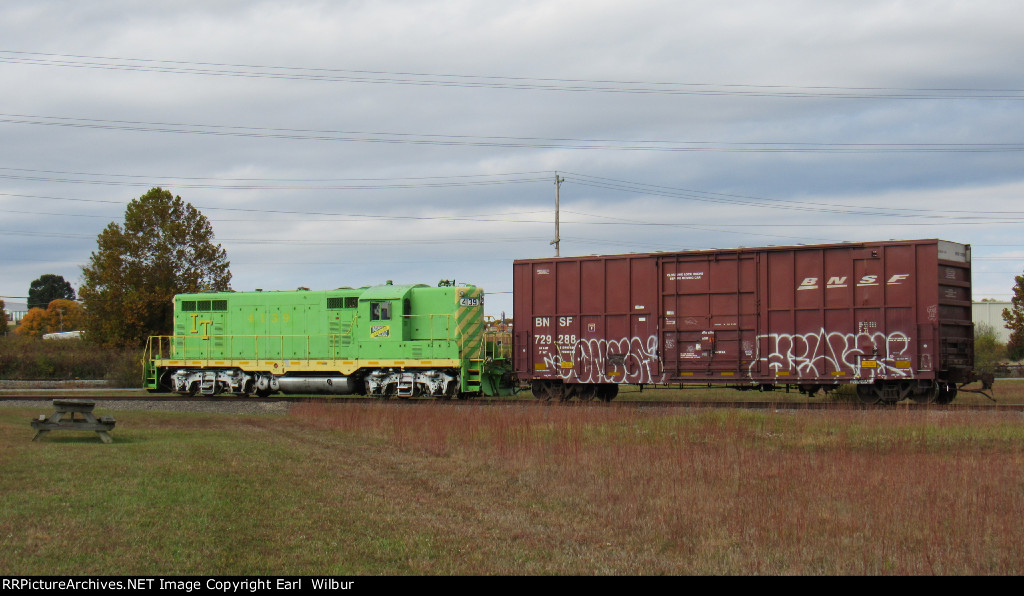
[2,401,1023,575]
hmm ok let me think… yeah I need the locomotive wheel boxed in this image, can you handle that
[234,379,252,398]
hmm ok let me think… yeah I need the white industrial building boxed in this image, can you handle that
[973,301,1012,343]
[2,300,27,329]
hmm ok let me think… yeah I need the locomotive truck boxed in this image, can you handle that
[145,238,978,404]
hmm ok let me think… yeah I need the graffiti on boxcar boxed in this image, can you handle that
[540,334,664,384]
[749,328,913,378]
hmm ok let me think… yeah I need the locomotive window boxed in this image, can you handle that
[370,301,392,321]
[328,297,360,309]
[181,300,225,311]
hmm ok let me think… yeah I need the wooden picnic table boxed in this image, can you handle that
[31,399,116,444]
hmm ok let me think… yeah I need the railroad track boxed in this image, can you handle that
[2,393,1022,412]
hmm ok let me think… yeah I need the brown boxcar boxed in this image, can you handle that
[513,239,973,404]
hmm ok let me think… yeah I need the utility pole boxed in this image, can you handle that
[551,172,564,257]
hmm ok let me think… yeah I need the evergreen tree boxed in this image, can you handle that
[27,274,75,310]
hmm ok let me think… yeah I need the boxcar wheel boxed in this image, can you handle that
[576,384,597,402]
[596,384,618,402]
[935,382,958,405]
[531,380,562,401]
[856,384,880,405]
[910,382,938,404]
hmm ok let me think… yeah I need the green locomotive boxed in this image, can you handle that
[143,280,514,398]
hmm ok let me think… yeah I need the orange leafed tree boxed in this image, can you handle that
[14,300,86,338]
[44,299,85,333]
[15,308,50,338]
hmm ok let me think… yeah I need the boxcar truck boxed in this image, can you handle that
[513,239,975,404]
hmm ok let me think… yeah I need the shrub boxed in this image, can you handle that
[0,335,141,385]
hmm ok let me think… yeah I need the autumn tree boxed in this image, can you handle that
[79,188,231,347]
[44,299,85,333]
[14,300,87,338]
[0,299,8,335]
[27,274,75,310]
[1003,273,1024,361]
[15,308,49,338]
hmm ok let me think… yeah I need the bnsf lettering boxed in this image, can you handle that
[797,277,819,290]
[799,273,908,290]
[536,316,574,327]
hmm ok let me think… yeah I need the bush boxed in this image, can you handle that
[0,335,141,386]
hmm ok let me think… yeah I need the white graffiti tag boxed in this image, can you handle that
[749,328,913,379]
[541,335,665,384]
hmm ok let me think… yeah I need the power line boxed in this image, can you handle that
[7,167,1024,221]
[3,113,1023,153]
[0,192,553,224]
[8,166,1024,227]
[2,50,1023,100]
[0,166,551,190]
[561,172,1024,219]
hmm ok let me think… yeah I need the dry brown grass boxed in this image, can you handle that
[291,402,1024,574]
[2,401,1022,575]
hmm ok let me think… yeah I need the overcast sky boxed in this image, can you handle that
[2,0,1023,317]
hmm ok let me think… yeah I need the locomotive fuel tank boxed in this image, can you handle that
[276,376,357,395]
